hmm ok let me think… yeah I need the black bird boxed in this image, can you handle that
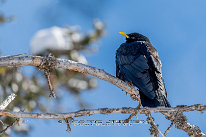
[116,32,170,107]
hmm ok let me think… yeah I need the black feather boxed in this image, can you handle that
[116,33,171,107]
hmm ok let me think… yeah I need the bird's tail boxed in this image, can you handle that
[140,91,171,107]
[156,88,171,107]
[160,95,171,107]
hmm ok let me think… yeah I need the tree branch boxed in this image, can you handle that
[163,111,206,137]
[0,105,205,136]
[0,55,140,101]
[164,122,173,137]
[0,55,206,136]
[0,105,205,119]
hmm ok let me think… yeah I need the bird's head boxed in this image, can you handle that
[119,32,150,43]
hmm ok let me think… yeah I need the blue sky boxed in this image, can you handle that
[1,0,206,137]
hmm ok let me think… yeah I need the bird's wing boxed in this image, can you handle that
[116,54,121,78]
[149,54,167,97]
[116,42,166,99]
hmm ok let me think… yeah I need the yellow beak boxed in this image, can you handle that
[119,32,129,38]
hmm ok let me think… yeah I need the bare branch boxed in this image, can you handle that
[64,117,73,133]
[124,105,141,123]
[45,72,56,98]
[124,113,137,123]
[164,122,173,137]
[0,105,205,136]
[145,112,164,137]
[0,55,140,101]
[0,105,205,119]
[38,53,56,98]
[163,112,206,137]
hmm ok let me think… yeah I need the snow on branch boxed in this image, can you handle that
[0,93,17,135]
[0,93,16,110]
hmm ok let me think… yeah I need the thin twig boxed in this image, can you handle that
[64,117,73,133]
[164,122,173,136]
[145,112,164,137]
[45,72,56,98]
[0,119,18,135]
[124,105,141,123]
[38,53,56,98]
[124,113,137,123]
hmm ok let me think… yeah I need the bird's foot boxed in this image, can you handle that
[127,81,134,87]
